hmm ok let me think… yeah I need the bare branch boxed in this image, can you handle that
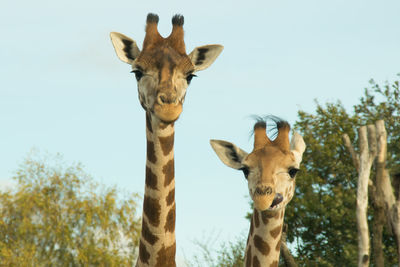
[342,134,360,172]
[375,120,387,164]
[375,120,400,262]
[367,125,377,161]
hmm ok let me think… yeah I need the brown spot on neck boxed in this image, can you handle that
[159,133,174,156]
[254,210,260,228]
[253,255,261,267]
[275,239,281,252]
[145,166,158,190]
[146,112,153,133]
[260,210,276,225]
[253,235,270,256]
[270,260,278,267]
[249,214,255,238]
[163,159,175,187]
[155,243,176,267]
[166,188,175,206]
[143,195,161,227]
[246,245,252,267]
[164,203,176,233]
[139,242,150,264]
[270,225,282,239]
[141,220,159,245]
[147,140,157,164]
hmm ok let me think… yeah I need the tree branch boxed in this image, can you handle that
[375,120,400,263]
[342,134,360,172]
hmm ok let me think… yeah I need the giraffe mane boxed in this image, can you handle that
[250,115,288,138]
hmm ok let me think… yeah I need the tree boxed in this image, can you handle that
[344,120,400,267]
[285,101,360,266]
[343,123,378,267]
[0,151,141,266]
[286,75,399,266]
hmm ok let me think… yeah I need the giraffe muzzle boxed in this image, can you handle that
[254,185,273,196]
[154,92,182,123]
[252,185,275,211]
[157,92,179,105]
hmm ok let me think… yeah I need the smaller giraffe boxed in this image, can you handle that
[210,116,306,267]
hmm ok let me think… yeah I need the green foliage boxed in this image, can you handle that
[354,78,400,170]
[0,151,141,266]
[286,75,400,266]
[286,101,360,266]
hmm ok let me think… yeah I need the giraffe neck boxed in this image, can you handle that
[244,208,285,267]
[137,113,176,267]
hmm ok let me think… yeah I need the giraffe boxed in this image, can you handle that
[110,13,223,267]
[210,117,306,267]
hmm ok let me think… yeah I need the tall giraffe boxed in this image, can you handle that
[210,117,306,267]
[110,13,223,267]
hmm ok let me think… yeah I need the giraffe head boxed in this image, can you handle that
[110,13,223,123]
[210,117,306,212]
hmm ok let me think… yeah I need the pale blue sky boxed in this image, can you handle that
[1,0,400,265]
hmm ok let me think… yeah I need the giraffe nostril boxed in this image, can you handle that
[158,94,167,105]
[265,187,272,195]
[255,186,273,196]
[255,187,263,195]
[157,93,177,105]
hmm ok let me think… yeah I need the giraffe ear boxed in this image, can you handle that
[189,45,223,72]
[290,132,306,167]
[110,32,141,64]
[210,139,248,170]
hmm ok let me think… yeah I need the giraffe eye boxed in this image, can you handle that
[288,168,299,178]
[131,70,143,81]
[186,74,197,84]
[240,166,250,179]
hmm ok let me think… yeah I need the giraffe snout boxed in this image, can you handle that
[153,90,182,123]
[252,184,276,211]
[254,185,273,196]
[157,92,178,105]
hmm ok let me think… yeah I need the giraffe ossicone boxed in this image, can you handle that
[110,13,223,267]
[210,116,306,266]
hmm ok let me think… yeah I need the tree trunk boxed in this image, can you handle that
[343,125,377,267]
[344,120,400,265]
[356,126,372,267]
[375,120,400,264]
[370,186,386,267]
[392,200,400,265]
[393,171,400,265]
